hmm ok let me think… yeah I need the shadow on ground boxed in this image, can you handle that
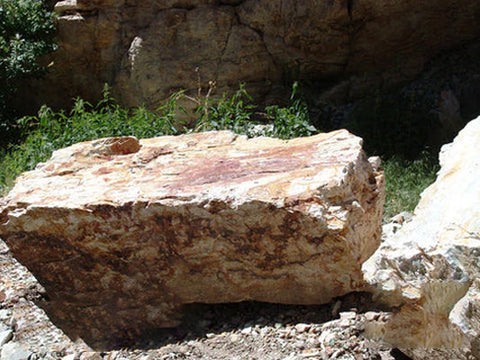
[123,292,410,359]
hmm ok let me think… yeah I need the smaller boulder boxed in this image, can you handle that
[363,117,480,359]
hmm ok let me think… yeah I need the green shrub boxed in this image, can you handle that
[265,82,317,139]
[0,0,57,144]
[195,83,257,134]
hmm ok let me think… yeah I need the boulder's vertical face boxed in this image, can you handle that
[0,130,384,349]
[363,118,480,359]
[20,0,480,111]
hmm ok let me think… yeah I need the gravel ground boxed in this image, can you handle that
[0,235,411,360]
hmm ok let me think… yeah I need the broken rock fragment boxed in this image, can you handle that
[0,130,384,349]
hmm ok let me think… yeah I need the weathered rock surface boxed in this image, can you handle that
[0,234,400,360]
[21,0,480,112]
[0,343,32,360]
[363,117,480,359]
[0,130,384,349]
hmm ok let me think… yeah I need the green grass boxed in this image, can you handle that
[382,154,440,220]
[0,83,440,221]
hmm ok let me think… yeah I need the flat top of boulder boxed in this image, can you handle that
[1,130,365,209]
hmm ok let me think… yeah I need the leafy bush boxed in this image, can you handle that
[265,82,317,139]
[195,83,257,134]
[0,0,57,143]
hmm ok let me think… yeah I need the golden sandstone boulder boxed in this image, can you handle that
[0,130,384,348]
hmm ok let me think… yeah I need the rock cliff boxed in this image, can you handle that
[22,0,480,112]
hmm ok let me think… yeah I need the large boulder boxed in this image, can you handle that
[20,0,480,112]
[363,117,480,359]
[0,130,384,349]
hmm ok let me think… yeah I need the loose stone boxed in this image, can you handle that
[0,329,13,346]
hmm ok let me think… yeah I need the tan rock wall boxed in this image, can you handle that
[21,0,480,112]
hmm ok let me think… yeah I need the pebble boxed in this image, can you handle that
[340,312,356,320]
[293,340,305,349]
[0,309,12,322]
[338,312,356,327]
[281,352,299,360]
[300,350,322,358]
[295,323,310,333]
[0,342,33,360]
[260,327,270,336]
[309,325,321,334]
[319,330,338,348]
[0,329,13,346]
[137,356,154,360]
[364,312,380,322]
[286,328,296,338]
[229,334,241,342]
[240,326,252,335]
[305,338,319,347]
[330,348,345,359]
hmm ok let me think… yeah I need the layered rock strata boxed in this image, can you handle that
[0,130,384,349]
[363,117,480,359]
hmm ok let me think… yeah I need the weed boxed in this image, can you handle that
[194,83,257,134]
[195,81,316,139]
[265,82,317,139]
[382,153,440,220]
[184,67,217,121]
